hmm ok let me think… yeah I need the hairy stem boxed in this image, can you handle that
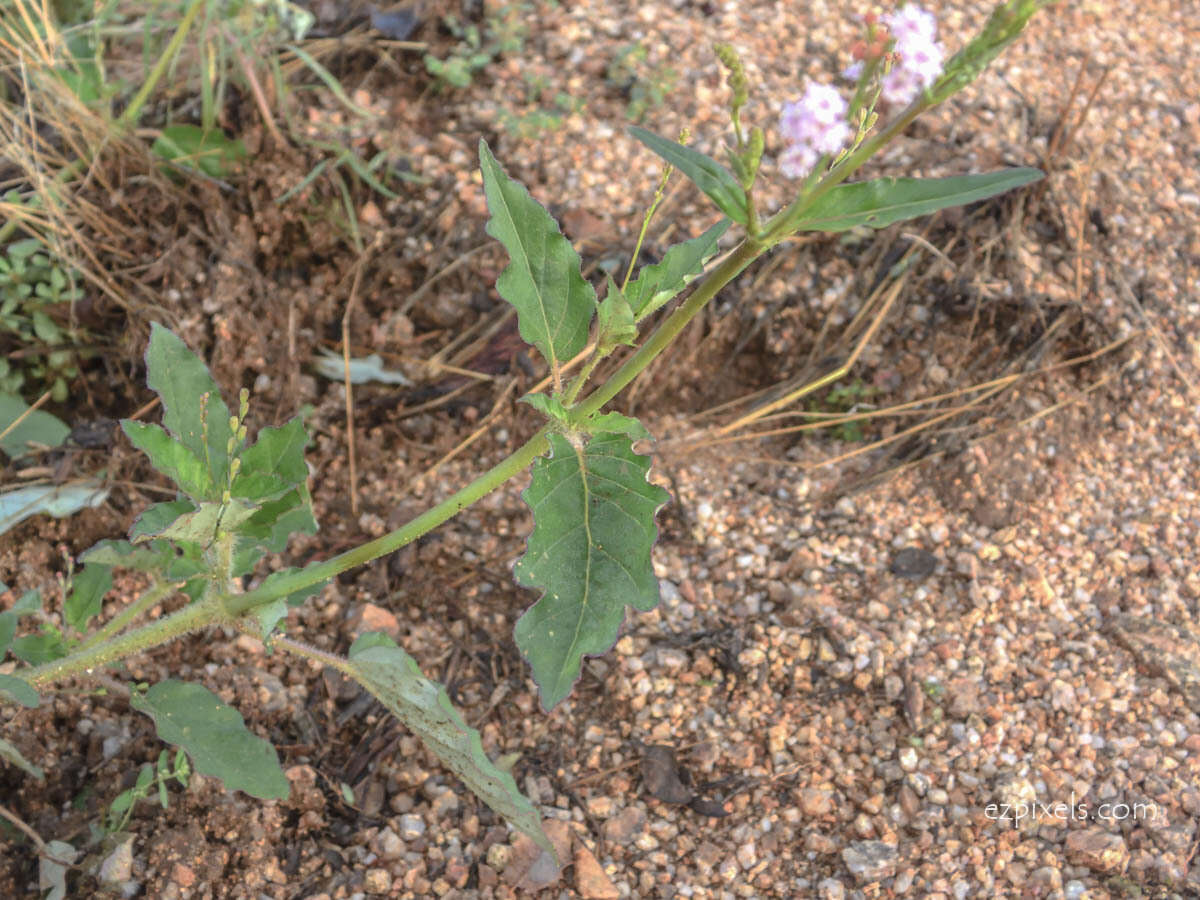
[17,598,218,689]
[76,580,178,653]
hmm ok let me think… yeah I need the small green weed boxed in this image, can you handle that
[806,378,877,442]
[606,43,678,122]
[0,234,87,402]
[496,72,583,139]
[424,3,529,90]
[106,749,191,834]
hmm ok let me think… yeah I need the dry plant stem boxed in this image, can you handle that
[0,0,206,246]
[0,388,51,446]
[0,804,75,867]
[341,244,377,517]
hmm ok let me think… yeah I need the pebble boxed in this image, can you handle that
[898,747,919,772]
[799,788,835,817]
[98,838,134,884]
[842,841,899,882]
[817,877,846,899]
[362,869,391,894]
[602,806,646,844]
[890,547,937,579]
[399,814,426,841]
[1065,829,1129,873]
[574,845,620,899]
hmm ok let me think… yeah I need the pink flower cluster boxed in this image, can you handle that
[778,82,852,179]
[879,4,945,105]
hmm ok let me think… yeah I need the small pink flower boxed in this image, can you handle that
[779,82,851,179]
[880,4,944,105]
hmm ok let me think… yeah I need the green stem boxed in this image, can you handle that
[760,96,931,246]
[229,238,765,617]
[118,0,208,129]
[76,580,177,653]
[21,235,767,689]
[225,426,553,616]
[17,598,218,689]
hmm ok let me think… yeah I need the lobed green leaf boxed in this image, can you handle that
[344,637,554,857]
[130,499,197,541]
[478,140,595,373]
[143,323,234,490]
[514,431,670,710]
[130,679,290,800]
[628,127,749,225]
[232,418,309,501]
[794,169,1043,233]
[625,218,731,319]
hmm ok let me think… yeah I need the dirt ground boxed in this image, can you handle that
[2,0,1199,897]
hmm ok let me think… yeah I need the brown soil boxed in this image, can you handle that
[3,1,1200,898]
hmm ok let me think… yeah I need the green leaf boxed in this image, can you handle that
[514,431,670,709]
[122,421,214,501]
[520,393,571,425]
[130,680,289,800]
[795,168,1044,232]
[595,277,637,353]
[628,126,749,225]
[81,538,174,572]
[143,323,234,491]
[0,674,39,707]
[10,630,68,666]
[151,124,246,178]
[130,499,196,541]
[625,218,731,319]
[231,417,309,500]
[0,393,69,460]
[157,499,256,546]
[344,639,554,857]
[236,487,317,553]
[0,613,13,657]
[478,140,595,373]
[253,568,326,638]
[65,563,112,634]
[585,412,650,441]
[0,736,43,778]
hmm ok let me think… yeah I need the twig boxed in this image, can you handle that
[0,388,52,448]
[0,805,76,868]
[342,238,382,518]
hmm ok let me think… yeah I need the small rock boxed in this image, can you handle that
[890,547,936,579]
[574,845,619,899]
[1030,866,1062,892]
[736,840,757,869]
[399,814,426,841]
[98,837,134,884]
[602,806,646,844]
[798,788,835,818]
[350,603,400,638]
[818,876,846,899]
[375,828,403,860]
[898,747,919,772]
[1065,828,1129,873]
[363,868,391,894]
[1049,679,1077,711]
[842,841,898,882]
